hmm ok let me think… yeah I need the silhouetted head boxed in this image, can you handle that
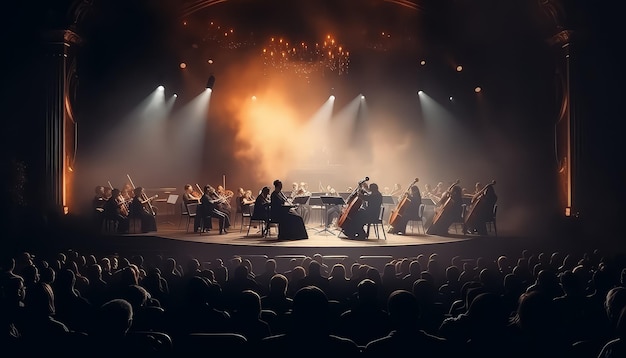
[292,286,330,335]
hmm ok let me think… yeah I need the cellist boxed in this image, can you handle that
[388,185,422,234]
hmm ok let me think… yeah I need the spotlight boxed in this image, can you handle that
[206,75,215,89]
[329,95,335,101]
[417,90,423,95]
[449,96,454,101]
[474,86,482,93]
[456,65,463,72]
[173,94,178,97]
[179,62,187,69]
[360,95,365,100]
[420,60,426,66]
[251,95,257,101]
[157,85,164,91]
[207,59,214,64]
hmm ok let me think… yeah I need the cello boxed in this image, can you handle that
[464,180,496,234]
[388,177,419,228]
[337,177,369,230]
[426,179,461,235]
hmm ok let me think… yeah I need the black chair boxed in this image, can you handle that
[408,203,426,234]
[366,206,387,240]
[451,204,467,234]
[486,204,498,237]
[185,203,198,233]
[177,333,248,356]
[239,203,253,232]
[179,201,189,229]
[247,203,269,237]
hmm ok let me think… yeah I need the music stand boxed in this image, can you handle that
[308,196,324,228]
[160,194,179,226]
[291,196,310,205]
[316,196,346,235]
[382,195,396,205]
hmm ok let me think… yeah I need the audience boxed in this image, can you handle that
[1,243,626,357]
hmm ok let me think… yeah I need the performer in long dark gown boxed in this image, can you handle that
[426,182,463,236]
[387,184,422,234]
[270,180,308,240]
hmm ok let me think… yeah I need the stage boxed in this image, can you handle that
[88,216,532,273]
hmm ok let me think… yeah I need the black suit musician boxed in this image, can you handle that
[342,183,383,239]
[128,186,157,233]
[200,185,231,234]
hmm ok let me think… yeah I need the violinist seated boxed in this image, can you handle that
[200,185,231,234]
[342,183,383,240]
[103,188,129,233]
[128,186,157,233]
[387,185,422,235]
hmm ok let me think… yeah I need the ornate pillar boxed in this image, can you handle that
[41,29,81,215]
[538,0,580,218]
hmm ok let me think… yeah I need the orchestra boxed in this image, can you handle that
[92,176,497,238]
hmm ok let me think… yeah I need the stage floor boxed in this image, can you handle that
[148,225,473,247]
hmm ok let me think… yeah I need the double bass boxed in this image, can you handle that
[388,177,419,228]
[426,179,461,235]
[337,177,369,230]
[464,180,496,234]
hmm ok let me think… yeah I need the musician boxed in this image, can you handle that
[388,185,422,235]
[92,186,106,231]
[343,183,383,239]
[215,185,233,218]
[290,182,311,225]
[426,183,463,236]
[103,188,129,233]
[434,182,445,197]
[465,184,497,235]
[183,184,203,232]
[389,183,402,197]
[200,185,231,234]
[270,180,308,240]
[183,184,201,205]
[128,187,157,233]
[251,186,271,235]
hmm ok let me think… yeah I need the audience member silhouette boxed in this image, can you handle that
[363,290,448,357]
[337,278,391,346]
[258,286,361,358]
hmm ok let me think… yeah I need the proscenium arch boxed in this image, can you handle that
[181,0,424,18]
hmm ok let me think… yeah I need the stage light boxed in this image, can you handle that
[157,85,164,91]
[449,96,454,101]
[456,65,463,72]
[206,75,215,89]
[329,95,335,101]
[360,95,365,100]
[417,90,423,95]
[208,59,214,64]
[179,62,187,69]
[173,94,178,97]
[251,95,257,101]
[474,86,482,93]
[420,60,426,66]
